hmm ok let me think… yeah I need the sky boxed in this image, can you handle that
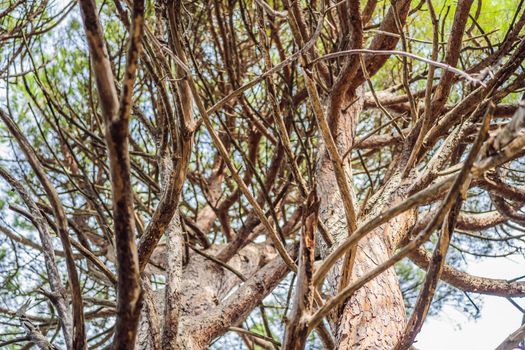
[416,255,525,350]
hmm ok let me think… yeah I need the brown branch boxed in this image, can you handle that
[0,109,85,350]
[161,213,184,349]
[495,322,525,350]
[141,276,162,350]
[430,0,475,116]
[177,26,297,272]
[308,102,492,334]
[350,0,412,86]
[283,193,318,350]
[10,203,118,286]
[394,202,460,350]
[310,49,484,86]
[402,0,439,176]
[409,247,525,297]
[313,172,455,286]
[312,77,360,290]
[0,166,74,348]
[78,0,146,348]
[183,245,298,349]
[137,1,195,272]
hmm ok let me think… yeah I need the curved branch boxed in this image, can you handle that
[409,247,525,297]
[0,109,85,350]
[495,322,525,350]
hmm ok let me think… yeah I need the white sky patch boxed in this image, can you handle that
[416,255,525,349]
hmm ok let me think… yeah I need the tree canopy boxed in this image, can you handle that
[1,0,525,349]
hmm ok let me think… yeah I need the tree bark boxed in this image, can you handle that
[317,89,415,349]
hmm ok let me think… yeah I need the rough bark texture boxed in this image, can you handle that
[135,243,278,349]
[317,89,415,348]
[282,195,318,349]
[6,1,525,349]
[161,213,184,350]
[78,0,145,348]
[334,211,414,349]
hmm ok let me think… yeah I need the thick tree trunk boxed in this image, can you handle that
[135,242,277,350]
[333,209,415,349]
[317,89,415,348]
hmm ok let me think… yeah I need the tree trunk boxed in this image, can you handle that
[333,209,415,349]
[135,242,278,349]
[317,89,415,348]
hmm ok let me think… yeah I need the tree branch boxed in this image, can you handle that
[78,0,146,348]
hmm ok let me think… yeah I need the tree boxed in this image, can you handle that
[1,0,525,349]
